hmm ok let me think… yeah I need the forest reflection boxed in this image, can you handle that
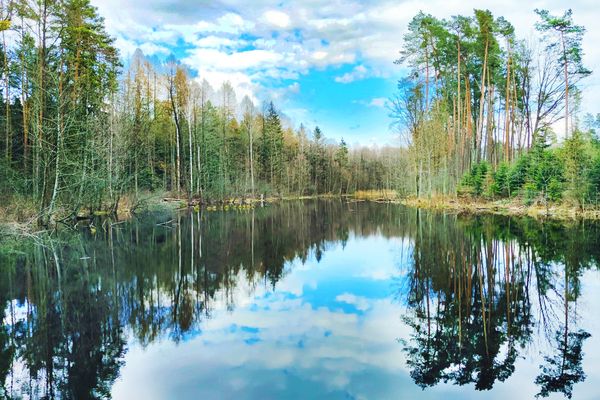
[1,200,599,399]
[402,211,600,398]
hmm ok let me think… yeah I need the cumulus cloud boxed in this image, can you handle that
[369,97,387,108]
[139,42,170,56]
[335,293,371,311]
[184,48,283,72]
[263,10,292,29]
[194,36,238,49]
[353,97,388,108]
[335,65,368,83]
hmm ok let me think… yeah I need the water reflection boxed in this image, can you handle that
[1,201,599,399]
[402,212,599,398]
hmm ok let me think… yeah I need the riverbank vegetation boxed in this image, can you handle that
[390,8,600,215]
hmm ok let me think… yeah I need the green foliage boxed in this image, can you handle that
[0,20,10,32]
[561,131,591,207]
[523,182,538,206]
[392,7,592,205]
[508,154,530,196]
[587,155,600,203]
[1,3,598,219]
[534,9,591,79]
[530,146,563,201]
[547,178,563,202]
[491,162,510,197]
[459,161,489,196]
[455,125,598,206]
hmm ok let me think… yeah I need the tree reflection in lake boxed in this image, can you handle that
[0,200,598,399]
[401,211,598,397]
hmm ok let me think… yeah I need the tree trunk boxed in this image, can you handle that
[561,31,569,138]
[250,123,255,198]
[188,101,193,199]
[169,84,182,193]
[504,42,511,162]
[476,39,489,162]
[3,24,10,162]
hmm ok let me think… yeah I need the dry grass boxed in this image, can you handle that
[0,196,39,224]
[401,196,600,220]
[0,196,42,238]
[353,190,398,201]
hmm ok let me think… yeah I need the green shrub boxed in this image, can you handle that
[547,178,563,202]
[587,156,600,204]
[459,161,489,197]
[508,154,530,196]
[492,162,510,197]
[523,182,538,206]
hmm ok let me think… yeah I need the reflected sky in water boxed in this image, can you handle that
[1,200,600,399]
[112,239,600,400]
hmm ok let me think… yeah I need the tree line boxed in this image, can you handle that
[2,2,599,224]
[391,8,600,208]
[0,0,400,224]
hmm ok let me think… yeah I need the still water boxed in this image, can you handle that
[1,200,600,399]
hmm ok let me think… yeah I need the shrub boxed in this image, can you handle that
[508,154,530,197]
[587,156,600,204]
[547,178,563,202]
[492,162,510,197]
[523,182,538,206]
[459,161,489,197]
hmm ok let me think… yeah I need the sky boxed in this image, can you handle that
[90,0,600,146]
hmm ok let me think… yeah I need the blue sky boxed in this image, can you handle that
[91,0,600,146]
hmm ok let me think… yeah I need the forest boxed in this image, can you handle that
[390,8,600,209]
[0,0,403,226]
[0,2,598,226]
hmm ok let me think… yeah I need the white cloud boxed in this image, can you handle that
[353,97,387,108]
[194,12,254,35]
[335,65,368,83]
[288,82,301,94]
[263,10,291,29]
[311,51,328,61]
[90,0,600,136]
[194,36,237,49]
[369,97,386,108]
[335,293,371,311]
[184,48,282,72]
[139,42,170,56]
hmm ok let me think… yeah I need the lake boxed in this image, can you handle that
[1,200,600,399]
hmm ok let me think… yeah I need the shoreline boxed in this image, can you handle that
[0,193,349,237]
[399,197,600,221]
[3,192,600,237]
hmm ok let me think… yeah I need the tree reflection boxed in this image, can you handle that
[0,200,407,398]
[535,329,590,399]
[401,212,597,396]
[1,201,598,398]
[535,227,592,399]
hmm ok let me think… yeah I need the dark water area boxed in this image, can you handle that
[1,200,600,399]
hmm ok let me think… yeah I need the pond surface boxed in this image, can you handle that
[1,200,600,399]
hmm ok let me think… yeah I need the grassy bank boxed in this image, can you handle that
[0,191,184,237]
[0,191,352,236]
[346,190,600,220]
[5,189,599,238]
[400,196,600,220]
